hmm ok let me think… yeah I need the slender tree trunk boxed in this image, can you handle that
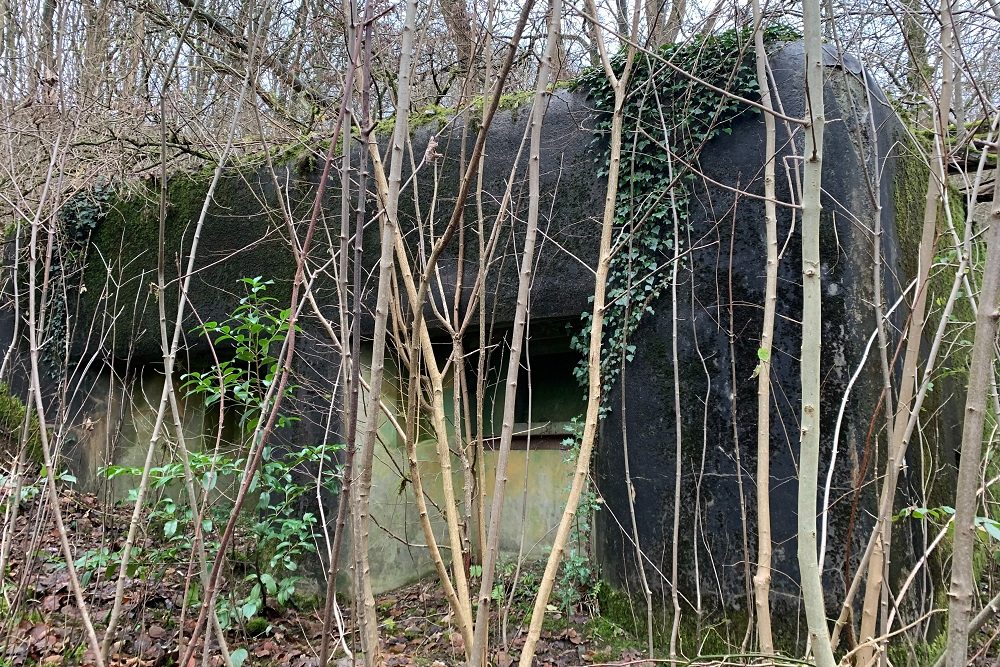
[36,0,56,100]
[24,135,106,667]
[903,0,929,95]
[352,1,418,662]
[750,2,777,654]
[468,1,559,661]
[663,95,686,665]
[440,0,476,80]
[364,205,475,649]
[798,0,835,664]
[319,6,372,664]
[645,0,664,46]
[944,152,1000,667]
[100,9,222,656]
[517,2,639,663]
[935,589,1000,667]
[855,2,955,659]
[663,0,685,43]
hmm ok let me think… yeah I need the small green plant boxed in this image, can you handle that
[555,489,602,613]
[181,276,297,433]
[893,503,1000,577]
[103,278,343,627]
[893,504,956,522]
[229,647,249,667]
[73,547,118,587]
[553,418,602,614]
[2,467,76,516]
[103,452,241,566]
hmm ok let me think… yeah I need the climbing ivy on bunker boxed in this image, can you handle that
[570,24,799,404]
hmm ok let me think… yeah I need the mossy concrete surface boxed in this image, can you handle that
[76,170,305,362]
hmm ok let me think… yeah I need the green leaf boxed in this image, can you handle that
[230,648,249,667]
[757,347,770,362]
[241,601,258,619]
[976,517,1000,542]
[201,471,218,491]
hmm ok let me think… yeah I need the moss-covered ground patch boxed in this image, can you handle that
[0,382,41,464]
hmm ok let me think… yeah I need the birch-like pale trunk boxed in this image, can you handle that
[319,7,372,665]
[360,2,537,647]
[943,155,1000,667]
[750,1,778,653]
[356,3,535,660]
[798,0,835,664]
[854,1,955,659]
[517,1,639,663]
[351,2,418,663]
[467,1,559,662]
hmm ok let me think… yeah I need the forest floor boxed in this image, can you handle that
[0,488,649,667]
[1,488,997,666]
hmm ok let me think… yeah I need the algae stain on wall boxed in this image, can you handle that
[355,346,577,593]
[68,344,576,594]
[67,370,219,495]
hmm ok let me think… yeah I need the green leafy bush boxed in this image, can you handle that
[99,277,343,628]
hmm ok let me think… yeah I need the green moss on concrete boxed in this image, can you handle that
[77,167,300,360]
[596,583,803,658]
[891,138,971,357]
[80,175,192,323]
[889,136,970,618]
[892,146,932,283]
[472,89,535,120]
[373,104,454,136]
[0,382,41,464]
[372,90,538,137]
[887,627,946,666]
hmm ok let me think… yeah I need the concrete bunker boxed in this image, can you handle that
[26,39,959,629]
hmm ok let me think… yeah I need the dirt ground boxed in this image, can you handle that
[1,489,996,666]
[0,489,651,667]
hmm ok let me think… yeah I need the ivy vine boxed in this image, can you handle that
[60,180,112,243]
[569,24,799,406]
[42,180,112,375]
